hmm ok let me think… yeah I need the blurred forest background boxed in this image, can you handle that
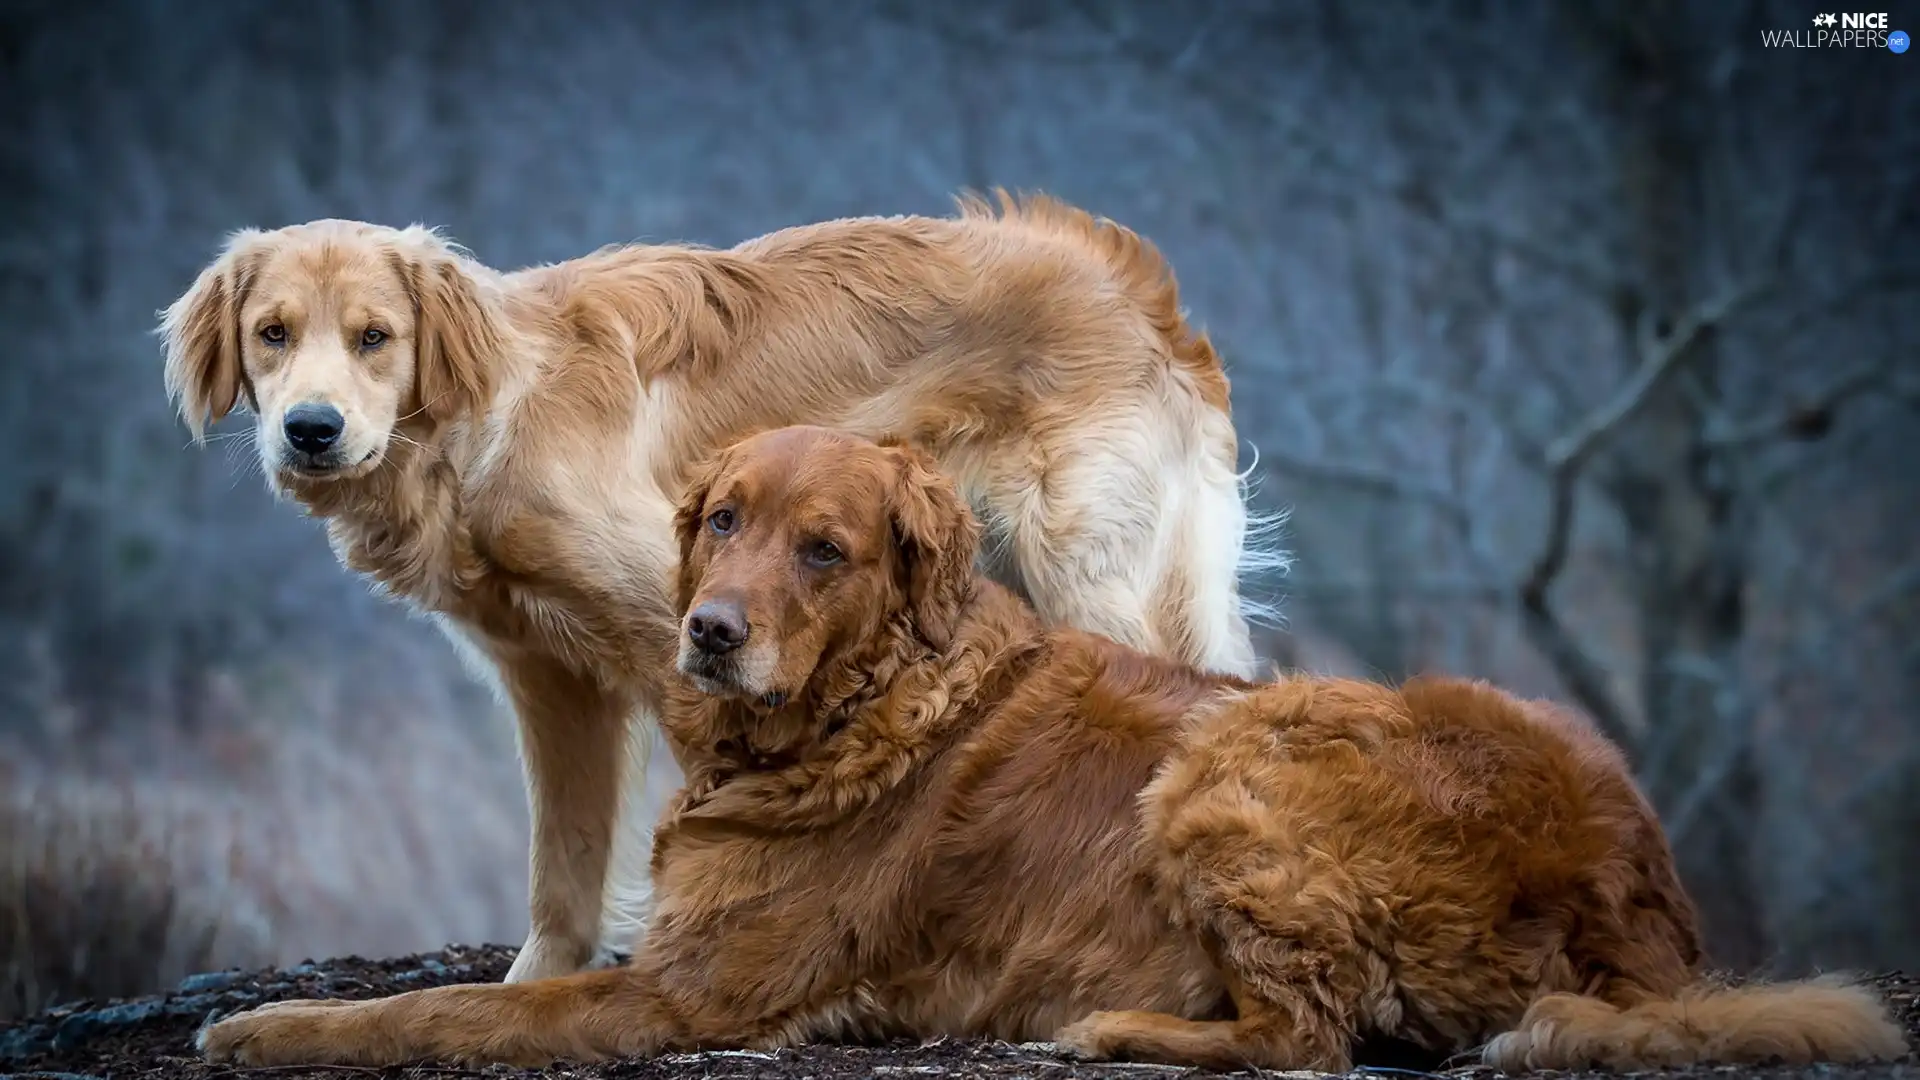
[2,0,1915,1020]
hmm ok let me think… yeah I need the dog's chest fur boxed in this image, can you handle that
[639,671,1228,1042]
[317,404,688,698]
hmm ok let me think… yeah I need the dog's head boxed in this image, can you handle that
[159,220,503,486]
[672,426,981,706]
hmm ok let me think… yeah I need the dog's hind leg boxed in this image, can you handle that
[1054,1009,1261,1071]
[1054,965,1357,1072]
[1056,698,1405,1070]
[998,404,1273,680]
[1051,860,1369,1072]
[990,436,1158,654]
[1154,404,1287,679]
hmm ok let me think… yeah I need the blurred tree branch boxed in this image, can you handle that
[1538,282,1771,483]
[1707,361,1918,451]
[1509,281,1773,756]
[1251,450,1475,528]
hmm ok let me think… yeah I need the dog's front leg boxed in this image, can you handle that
[497,649,633,983]
[198,966,674,1068]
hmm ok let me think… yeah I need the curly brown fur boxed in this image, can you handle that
[197,428,1907,1073]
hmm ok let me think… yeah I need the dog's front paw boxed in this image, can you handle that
[1051,1012,1125,1060]
[196,998,378,1067]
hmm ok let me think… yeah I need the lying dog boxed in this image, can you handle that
[196,427,1907,1072]
[159,192,1283,982]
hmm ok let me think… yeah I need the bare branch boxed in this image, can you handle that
[1520,281,1769,606]
[1752,403,1913,495]
[1253,450,1474,527]
[1693,270,1920,466]
[1773,269,1920,342]
[1770,748,1920,941]
[1649,653,1752,846]
[1518,462,1580,613]
[1541,281,1770,473]
[1292,371,1514,437]
[1286,578,1506,603]
[1502,282,1769,757]
[1518,593,1640,751]
[1298,172,1627,301]
[1703,362,1903,450]
[1166,6,1229,74]
[904,4,1125,68]
[1251,450,1639,727]
[986,5,1628,301]
[1764,557,1920,698]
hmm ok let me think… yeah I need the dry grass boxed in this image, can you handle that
[0,649,532,1022]
[1,777,272,1019]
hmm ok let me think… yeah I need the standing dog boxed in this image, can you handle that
[159,193,1284,982]
[196,427,1905,1073]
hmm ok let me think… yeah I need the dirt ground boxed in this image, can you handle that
[2,945,1916,1080]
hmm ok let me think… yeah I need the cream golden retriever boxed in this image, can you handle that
[160,192,1284,984]
[195,427,1905,1072]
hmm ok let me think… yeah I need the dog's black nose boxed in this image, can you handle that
[283,403,345,455]
[686,600,749,655]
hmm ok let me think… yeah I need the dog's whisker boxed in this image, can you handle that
[394,395,446,425]
[188,431,258,451]
[216,435,261,471]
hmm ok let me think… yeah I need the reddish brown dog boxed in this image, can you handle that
[197,426,1908,1072]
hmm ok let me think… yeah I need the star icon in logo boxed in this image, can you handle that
[1813,12,1838,26]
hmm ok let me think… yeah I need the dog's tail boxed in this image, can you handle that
[1482,974,1909,1072]
[955,187,1292,645]
[953,187,1234,417]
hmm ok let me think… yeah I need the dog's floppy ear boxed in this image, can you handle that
[390,228,504,425]
[671,447,733,617]
[159,230,266,442]
[883,439,980,651]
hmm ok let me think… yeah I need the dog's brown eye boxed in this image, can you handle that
[806,541,843,567]
[360,327,387,348]
[259,324,286,345]
[707,508,735,535]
